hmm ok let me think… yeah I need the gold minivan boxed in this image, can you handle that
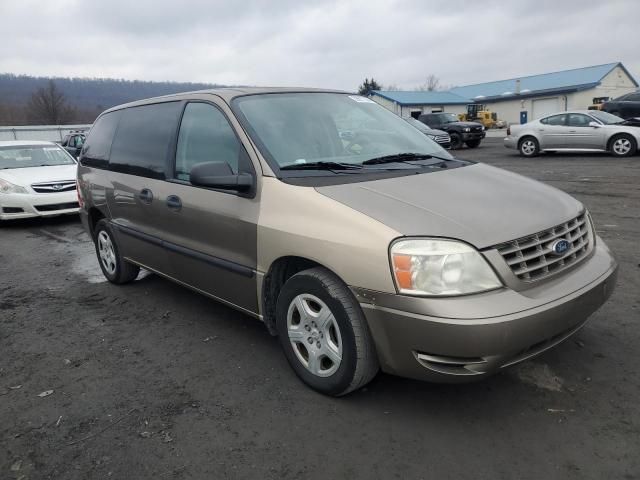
[78,88,618,395]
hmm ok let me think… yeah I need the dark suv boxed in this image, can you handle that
[418,113,485,149]
[60,131,86,158]
[601,91,640,119]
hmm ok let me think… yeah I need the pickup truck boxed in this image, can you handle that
[418,113,485,149]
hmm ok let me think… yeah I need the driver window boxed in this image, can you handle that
[567,114,592,127]
[175,103,240,181]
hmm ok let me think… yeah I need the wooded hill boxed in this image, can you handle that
[0,73,229,125]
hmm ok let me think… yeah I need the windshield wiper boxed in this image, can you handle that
[362,152,451,166]
[280,161,363,171]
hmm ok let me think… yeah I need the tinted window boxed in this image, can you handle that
[567,114,592,127]
[540,114,566,126]
[175,103,240,181]
[81,111,121,168]
[626,93,640,101]
[109,102,182,179]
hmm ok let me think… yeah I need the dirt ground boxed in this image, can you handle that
[1,138,639,479]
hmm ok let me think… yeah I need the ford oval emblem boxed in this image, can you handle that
[551,239,570,256]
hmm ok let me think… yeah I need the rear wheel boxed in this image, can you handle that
[465,139,481,148]
[519,136,540,157]
[275,267,378,396]
[609,134,636,157]
[94,219,140,284]
[449,132,463,149]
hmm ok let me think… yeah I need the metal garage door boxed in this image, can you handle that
[532,97,560,119]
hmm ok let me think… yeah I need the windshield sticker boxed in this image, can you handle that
[348,95,376,104]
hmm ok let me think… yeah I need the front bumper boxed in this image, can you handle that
[0,191,79,220]
[352,240,617,382]
[461,131,486,141]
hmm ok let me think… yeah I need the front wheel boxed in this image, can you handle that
[609,134,636,157]
[94,219,140,284]
[449,133,463,149]
[519,137,540,157]
[465,139,481,148]
[275,267,378,396]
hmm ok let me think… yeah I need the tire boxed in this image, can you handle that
[465,139,481,148]
[449,132,463,150]
[608,134,636,158]
[93,219,140,284]
[275,267,378,396]
[519,136,540,157]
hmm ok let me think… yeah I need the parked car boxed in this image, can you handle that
[60,131,86,158]
[78,88,617,396]
[0,141,79,220]
[417,112,485,149]
[504,110,640,157]
[404,117,451,149]
[600,90,640,119]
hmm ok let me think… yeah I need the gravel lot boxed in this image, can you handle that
[1,138,639,479]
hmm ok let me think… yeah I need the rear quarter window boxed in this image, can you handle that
[81,111,122,169]
[109,102,182,179]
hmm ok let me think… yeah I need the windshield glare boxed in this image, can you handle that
[441,113,459,124]
[589,110,624,125]
[233,93,451,170]
[0,145,75,169]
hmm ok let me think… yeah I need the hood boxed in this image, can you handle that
[316,163,583,249]
[424,128,448,136]
[0,164,78,187]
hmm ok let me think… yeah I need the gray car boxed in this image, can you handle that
[504,110,640,157]
[77,88,617,396]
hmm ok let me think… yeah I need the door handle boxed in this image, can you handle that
[138,188,153,204]
[166,195,182,211]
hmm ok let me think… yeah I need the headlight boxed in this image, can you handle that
[0,178,28,194]
[463,127,470,132]
[390,238,502,296]
[481,126,485,131]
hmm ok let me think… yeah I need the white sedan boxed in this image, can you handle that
[0,141,79,221]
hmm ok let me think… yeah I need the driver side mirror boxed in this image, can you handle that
[589,121,602,128]
[189,161,254,192]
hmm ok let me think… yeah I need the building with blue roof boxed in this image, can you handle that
[371,62,638,125]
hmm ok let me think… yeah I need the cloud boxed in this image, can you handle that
[1,0,638,90]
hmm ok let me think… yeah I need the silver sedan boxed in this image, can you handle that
[504,110,640,157]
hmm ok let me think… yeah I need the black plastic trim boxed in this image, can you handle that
[112,222,254,278]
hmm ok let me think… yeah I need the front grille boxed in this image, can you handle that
[472,126,483,132]
[434,135,450,144]
[34,202,79,212]
[31,180,76,193]
[495,212,591,282]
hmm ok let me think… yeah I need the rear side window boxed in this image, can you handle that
[81,111,122,168]
[109,102,182,179]
[540,114,567,126]
[174,102,241,181]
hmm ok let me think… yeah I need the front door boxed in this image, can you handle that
[563,113,606,149]
[158,100,260,314]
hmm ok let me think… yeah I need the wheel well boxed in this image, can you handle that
[88,207,105,238]
[261,256,323,335]
[518,135,538,148]
[607,133,635,150]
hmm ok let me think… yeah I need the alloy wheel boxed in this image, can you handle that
[97,230,117,275]
[613,138,631,155]
[521,140,536,155]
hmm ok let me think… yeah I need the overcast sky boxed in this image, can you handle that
[2,0,638,91]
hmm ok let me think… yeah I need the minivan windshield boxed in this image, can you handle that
[0,145,76,169]
[232,93,452,172]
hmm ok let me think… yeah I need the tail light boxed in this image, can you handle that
[76,179,84,208]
